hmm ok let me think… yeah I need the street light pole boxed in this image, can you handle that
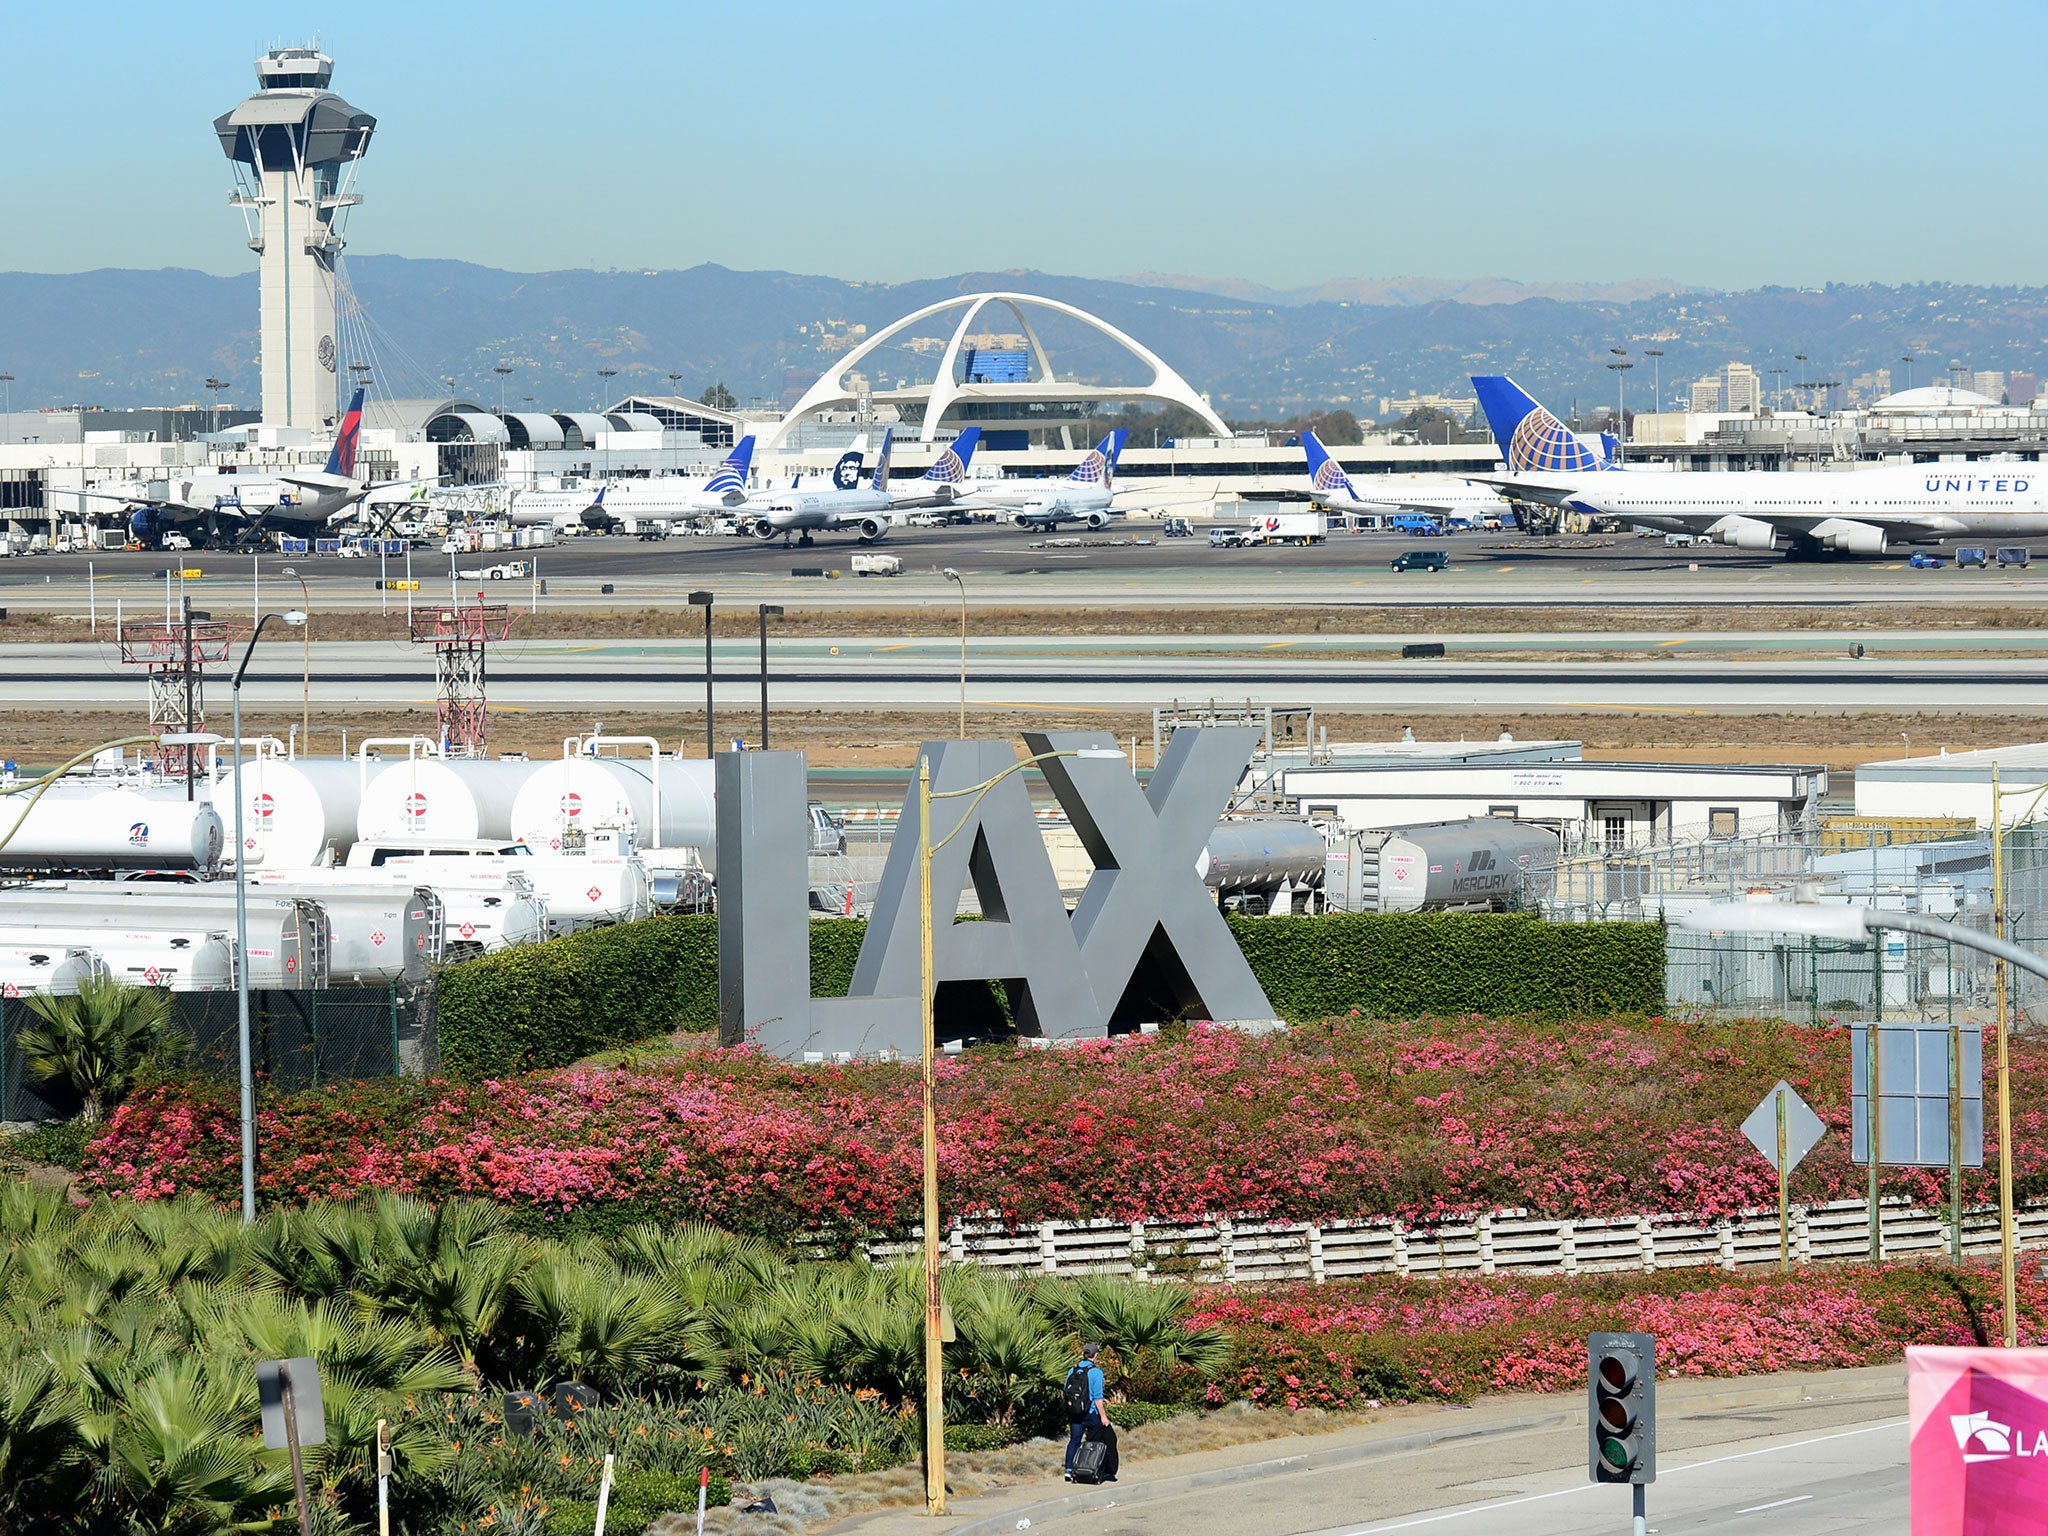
[757,603,783,748]
[1606,351,1633,463]
[941,568,966,739]
[278,566,312,746]
[915,745,1127,1513]
[1679,900,2031,1345]
[689,590,714,756]
[230,609,306,1223]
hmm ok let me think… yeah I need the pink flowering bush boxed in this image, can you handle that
[79,1014,2048,1237]
[1187,1263,2048,1408]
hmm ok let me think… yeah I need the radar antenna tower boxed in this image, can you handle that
[409,597,516,758]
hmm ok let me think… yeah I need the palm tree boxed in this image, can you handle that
[17,977,176,1123]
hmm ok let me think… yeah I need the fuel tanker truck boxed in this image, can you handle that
[1325,818,1561,914]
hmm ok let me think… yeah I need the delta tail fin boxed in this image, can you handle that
[1470,375,1605,474]
[1301,429,1359,499]
[922,427,981,484]
[324,386,365,478]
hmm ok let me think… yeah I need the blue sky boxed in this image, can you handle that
[2,1,2044,290]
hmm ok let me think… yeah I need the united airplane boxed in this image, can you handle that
[1300,429,1505,523]
[957,431,1128,529]
[507,436,761,531]
[1470,374,2048,555]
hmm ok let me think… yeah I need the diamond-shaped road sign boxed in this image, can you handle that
[1742,1080,1827,1175]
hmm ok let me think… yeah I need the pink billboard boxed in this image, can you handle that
[1911,1346,2048,1532]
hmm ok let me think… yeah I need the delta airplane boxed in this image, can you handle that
[1299,430,1506,523]
[746,428,982,543]
[1470,374,2048,555]
[506,436,763,532]
[955,431,1128,529]
[80,389,420,548]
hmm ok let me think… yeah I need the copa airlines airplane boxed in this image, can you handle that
[80,389,420,548]
[742,428,983,543]
[506,436,762,531]
[955,431,1128,528]
[1469,374,2048,555]
[1299,430,1505,521]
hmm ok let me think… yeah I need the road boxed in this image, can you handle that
[2,636,2045,715]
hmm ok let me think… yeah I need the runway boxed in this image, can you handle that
[8,525,2048,612]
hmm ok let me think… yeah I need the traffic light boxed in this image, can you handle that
[1588,1332,1656,1484]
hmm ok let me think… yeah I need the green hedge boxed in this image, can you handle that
[436,913,1665,1079]
[1226,913,1665,1020]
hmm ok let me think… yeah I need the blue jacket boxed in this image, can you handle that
[1071,1360,1105,1414]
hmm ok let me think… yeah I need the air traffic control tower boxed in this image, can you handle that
[214,49,375,430]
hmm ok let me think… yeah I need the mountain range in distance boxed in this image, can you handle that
[2,257,2042,423]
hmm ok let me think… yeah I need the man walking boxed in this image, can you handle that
[1063,1342,1111,1481]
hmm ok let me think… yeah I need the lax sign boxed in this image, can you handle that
[717,729,1278,1060]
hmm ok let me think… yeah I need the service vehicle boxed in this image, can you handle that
[850,552,903,576]
[1160,517,1194,538]
[1908,551,1946,569]
[1998,546,2032,567]
[1959,547,1989,568]
[1391,549,1450,572]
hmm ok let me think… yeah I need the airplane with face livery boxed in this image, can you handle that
[1469,374,2048,555]
[745,428,982,542]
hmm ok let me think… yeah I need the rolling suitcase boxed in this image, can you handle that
[1077,1421,1118,1483]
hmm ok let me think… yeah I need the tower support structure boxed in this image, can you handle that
[410,602,516,758]
[119,616,235,778]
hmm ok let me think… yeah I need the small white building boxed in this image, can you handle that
[1854,742,2048,828]
[1277,740,1825,851]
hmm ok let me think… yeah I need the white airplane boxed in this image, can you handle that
[746,428,982,543]
[506,436,774,532]
[955,431,1128,529]
[75,388,424,548]
[1300,430,1505,523]
[1470,374,2048,555]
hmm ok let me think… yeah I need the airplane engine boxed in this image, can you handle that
[1083,510,1111,530]
[128,508,162,545]
[1809,518,1888,555]
[749,518,778,541]
[1709,515,1779,551]
[856,515,890,543]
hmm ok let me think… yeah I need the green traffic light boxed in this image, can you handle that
[1601,1436,1633,1472]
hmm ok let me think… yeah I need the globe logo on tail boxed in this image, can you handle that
[1507,408,1602,473]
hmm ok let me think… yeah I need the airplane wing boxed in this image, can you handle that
[1465,472,1588,510]
[67,487,221,517]
[1344,486,1507,517]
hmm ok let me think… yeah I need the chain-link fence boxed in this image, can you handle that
[0,983,433,1121]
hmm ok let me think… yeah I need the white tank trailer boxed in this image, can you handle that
[1197,818,1330,903]
[216,754,364,869]
[8,925,237,992]
[0,885,328,989]
[358,860,550,955]
[0,942,107,997]
[509,751,718,873]
[242,872,441,983]
[0,784,224,871]
[1327,819,1562,914]
[357,757,530,844]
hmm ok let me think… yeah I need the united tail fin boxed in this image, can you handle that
[1470,375,1605,474]
[870,427,894,492]
[324,386,365,478]
[705,435,755,497]
[922,427,981,484]
[1301,429,1358,499]
[1069,430,1126,487]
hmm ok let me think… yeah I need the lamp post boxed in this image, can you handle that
[1676,900,2027,1345]
[1606,351,1633,461]
[1902,354,1916,393]
[228,610,306,1223]
[757,603,782,747]
[915,745,1125,1513]
[940,568,967,739]
[203,377,230,435]
[492,364,514,417]
[278,565,312,746]
[1644,349,1663,422]
[688,590,714,756]
[597,367,618,410]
